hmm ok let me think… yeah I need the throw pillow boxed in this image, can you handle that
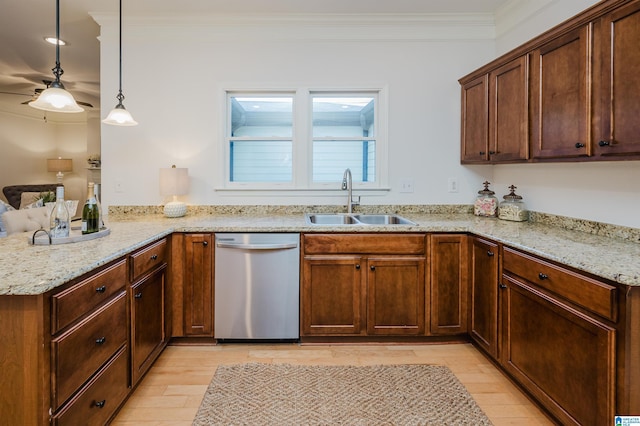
[19,192,49,209]
[0,198,16,232]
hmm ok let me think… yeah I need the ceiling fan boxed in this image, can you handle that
[0,80,94,108]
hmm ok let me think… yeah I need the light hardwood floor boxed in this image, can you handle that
[112,342,555,425]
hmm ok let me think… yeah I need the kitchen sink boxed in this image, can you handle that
[353,214,416,225]
[305,213,416,226]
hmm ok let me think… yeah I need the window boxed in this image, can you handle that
[224,89,384,190]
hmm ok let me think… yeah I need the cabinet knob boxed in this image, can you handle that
[489,151,495,155]
[499,283,507,289]
[94,400,106,408]
[479,151,485,155]
[95,337,106,345]
[355,264,360,270]
[150,254,158,260]
[370,265,376,271]
[575,142,585,148]
[538,272,548,280]
[202,241,208,246]
[487,250,494,257]
[134,292,143,299]
[599,140,611,147]
[95,285,106,293]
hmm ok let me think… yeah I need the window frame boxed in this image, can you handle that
[219,86,389,193]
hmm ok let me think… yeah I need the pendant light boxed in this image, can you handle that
[103,0,138,126]
[30,0,84,113]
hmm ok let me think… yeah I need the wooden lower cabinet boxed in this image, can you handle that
[469,237,499,357]
[301,233,427,338]
[301,255,365,335]
[501,247,618,426]
[130,265,168,386]
[429,234,468,335]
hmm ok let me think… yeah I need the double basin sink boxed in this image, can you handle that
[305,213,416,226]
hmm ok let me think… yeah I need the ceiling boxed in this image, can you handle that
[0,0,510,111]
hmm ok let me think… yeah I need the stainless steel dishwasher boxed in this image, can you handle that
[214,233,300,340]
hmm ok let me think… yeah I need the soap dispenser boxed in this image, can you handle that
[499,185,529,222]
[473,181,498,217]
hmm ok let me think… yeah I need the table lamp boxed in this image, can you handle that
[159,165,189,217]
[47,157,73,184]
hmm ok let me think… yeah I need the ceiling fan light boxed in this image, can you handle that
[102,104,138,126]
[29,87,84,113]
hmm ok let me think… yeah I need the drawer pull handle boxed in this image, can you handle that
[538,273,548,280]
[95,400,106,408]
[134,292,143,299]
[499,283,507,289]
[599,140,611,147]
[95,337,106,345]
[151,254,158,260]
[487,250,494,257]
[95,286,107,293]
[575,142,585,148]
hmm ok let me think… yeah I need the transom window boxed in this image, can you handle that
[224,89,384,190]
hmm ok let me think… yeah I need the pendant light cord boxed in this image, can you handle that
[52,0,63,84]
[116,0,125,104]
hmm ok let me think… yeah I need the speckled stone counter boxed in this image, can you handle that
[1,209,639,295]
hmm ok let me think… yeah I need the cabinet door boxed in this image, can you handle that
[531,26,591,159]
[594,0,640,157]
[131,265,167,385]
[500,274,615,426]
[366,257,425,336]
[183,233,213,336]
[460,75,489,163]
[430,234,468,335]
[301,256,364,336]
[489,56,529,162]
[469,237,499,358]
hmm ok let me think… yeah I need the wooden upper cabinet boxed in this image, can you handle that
[594,0,640,157]
[488,56,529,162]
[460,57,529,164]
[531,25,591,159]
[461,75,489,162]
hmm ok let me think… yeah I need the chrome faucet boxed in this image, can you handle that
[341,168,360,213]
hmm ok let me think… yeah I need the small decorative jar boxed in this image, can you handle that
[499,185,529,222]
[474,181,498,217]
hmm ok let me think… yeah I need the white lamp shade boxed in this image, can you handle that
[159,167,189,196]
[29,87,84,113]
[103,105,138,126]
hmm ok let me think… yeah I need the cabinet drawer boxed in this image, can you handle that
[130,238,167,281]
[52,292,127,409]
[51,260,126,334]
[503,247,617,321]
[303,233,426,255]
[53,345,129,426]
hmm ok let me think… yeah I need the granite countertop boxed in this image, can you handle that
[1,212,639,296]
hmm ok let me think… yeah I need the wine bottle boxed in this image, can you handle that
[50,186,70,238]
[81,182,100,234]
[93,183,104,229]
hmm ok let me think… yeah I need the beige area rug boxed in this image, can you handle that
[193,363,493,425]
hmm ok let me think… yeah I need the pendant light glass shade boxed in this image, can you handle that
[103,0,137,126]
[103,103,138,126]
[29,0,83,113]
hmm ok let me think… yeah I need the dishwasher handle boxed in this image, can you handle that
[216,241,298,250]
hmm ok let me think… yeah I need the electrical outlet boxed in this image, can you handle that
[448,178,459,193]
[400,179,414,193]
[114,179,124,193]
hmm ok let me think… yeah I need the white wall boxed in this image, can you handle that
[492,0,640,228]
[96,2,639,229]
[97,14,496,210]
